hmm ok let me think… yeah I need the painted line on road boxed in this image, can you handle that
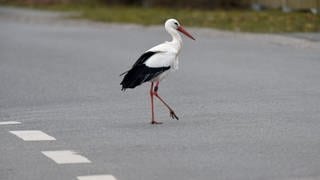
[41,150,91,164]
[77,175,117,180]
[0,121,21,125]
[9,130,56,141]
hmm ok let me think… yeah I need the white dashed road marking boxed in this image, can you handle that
[9,130,56,141]
[41,150,91,164]
[5,123,109,176]
[77,175,117,180]
[0,121,21,125]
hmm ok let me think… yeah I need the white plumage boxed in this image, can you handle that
[120,18,195,124]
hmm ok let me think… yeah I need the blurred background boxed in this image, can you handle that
[0,0,319,32]
[3,0,320,12]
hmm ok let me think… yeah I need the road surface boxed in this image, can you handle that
[1,6,320,180]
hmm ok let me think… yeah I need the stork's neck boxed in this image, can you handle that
[167,28,182,52]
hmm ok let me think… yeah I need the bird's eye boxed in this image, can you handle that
[174,22,178,26]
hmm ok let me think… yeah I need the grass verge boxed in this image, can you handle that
[1,1,319,33]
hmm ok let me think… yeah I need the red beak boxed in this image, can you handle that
[177,26,195,40]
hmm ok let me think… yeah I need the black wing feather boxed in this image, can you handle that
[119,51,157,76]
[120,51,170,91]
[132,51,158,67]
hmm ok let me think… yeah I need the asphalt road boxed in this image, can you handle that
[1,7,320,180]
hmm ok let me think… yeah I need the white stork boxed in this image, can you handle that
[120,18,195,124]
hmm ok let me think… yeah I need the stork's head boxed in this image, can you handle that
[165,18,195,40]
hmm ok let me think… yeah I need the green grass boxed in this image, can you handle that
[1,1,319,33]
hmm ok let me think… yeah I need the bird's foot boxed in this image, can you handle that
[170,110,179,120]
[151,120,163,125]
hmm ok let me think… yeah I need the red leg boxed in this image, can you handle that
[153,82,179,120]
[150,82,162,124]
